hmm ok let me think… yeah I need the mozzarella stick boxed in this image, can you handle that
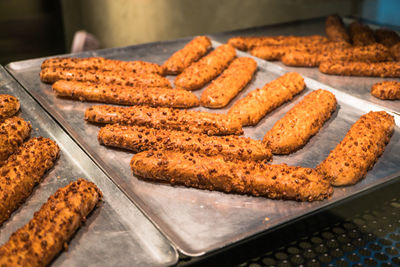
[374,28,400,48]
[99,124,271,161]
[52,80,199,108]
[162,36,212,75]
[131,150,333,201]
[0,179,102,267]
[85,105,243,135]
[0,95,20,122]
[263,89,337,154]
[317,111,394,186]
[319,60,400,78]
[325,15,350,43]
[175,44,236,90]
[0,117,31,165]
[0,137,60,225]
[228,72,305,126]
[349,21,376,46]
[39,67,171,88]
[371,81,400,100]
[390,42,400,61]
[200,57,257,108]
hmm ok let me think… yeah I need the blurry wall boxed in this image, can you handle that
[358,0,400,27]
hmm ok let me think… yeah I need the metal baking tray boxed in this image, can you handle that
[210,17,400,115]
[6,39,400,257]
[0,66,177,266]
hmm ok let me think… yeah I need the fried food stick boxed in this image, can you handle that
[228,72,305,126]
[200,57,257,108]
[390,42,400,61]
[263,89,337,154]
[39,67,171,88]
[131,150,333,201]
[349,21,376,46]
[0,117,31,166]
[325,15,350,43]
[371,81,400,100]
[99,124,271,161]
[162,36,212,75]
[0,137,60,225]
[374,28,400,48]
[319,60,400,78]
[0,178,102,267]
[52,80,199,108]
[316,111,394,186]
[41,57,163,75]
[0,95,20,122]
[175,44,236,90]
[85,105,243,135]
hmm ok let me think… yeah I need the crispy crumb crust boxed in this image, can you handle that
[349,21,376,46]
[0,95,20,122]
[319,60,400,78]
[325,15,350,43]
[371,81,400,100]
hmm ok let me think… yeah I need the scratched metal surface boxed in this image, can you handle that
[0,66,177,267]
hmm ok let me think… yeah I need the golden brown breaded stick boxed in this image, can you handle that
[0,137,60,225]
[99,124,271,161]
[175,44,236,90]
[227,35,329,51]
[390,42,400,60]
[41,56,163,75]
[0,178,102,267]
[39,67,171,88]
[374,28,400,48]
[0,117,31,165]
[317,111,394,186]
[228,72,305,126]
[263,89,337,154]
[319,60,400,78]
[349,21,376,46]
[85,105,243,135]
[0,95,20,122]
[52,80,199,108]
[371,81,400,100]
[162,36,212,75]
[325,15,350,43]
[131,150,333,201]
[200,57,257,108]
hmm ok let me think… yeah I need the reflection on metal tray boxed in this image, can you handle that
[0,66,177,267]
[5,38,400,257]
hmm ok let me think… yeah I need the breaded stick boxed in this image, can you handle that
[0,137,60,225]
[131,150,333,201]
[0,117,31,165]
[317,111,394,186]
[39,67,171,88]
[85,105,243,135]
[349,21,376,46]
[175,44,236,90]
[0,179,102,267]
[263,89,337,154]
[390,42,400,60]
[228,72,305,126]
[41,57,163,75]
[371,81,400,100]
[162,36,212,75]
[52,80,199,108]
[99,124,271,161]
[0,95,20,122]
[319,60,400,78]
[200,57,257,108]
[374,28,400,48]
[325,15,350,43]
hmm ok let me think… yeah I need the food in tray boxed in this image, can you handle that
[40,67,171,88]
[228,72,305,126]
[85,105,243,135]
[317,111,394,186]
[319,60,400,77]
[41,56,163,75]
[200,57,257,108]
[0,178,102,267]
[0,117,31,166]
[0,94,20,122]
[175,44,236,90]
[0,137,60,225]
[131,150,333,202]
[263,89,337,155]
[162,36,212,75]
[99,124,272,161]
[52,80,200,108]
[371,81,400,100]
[390,42,400,61]
[374,28,400,48]
[325,15,350,43]
[348,21,376,46]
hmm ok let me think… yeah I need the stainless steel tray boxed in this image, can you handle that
[6,39,400,257]
[0,66,177,266]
